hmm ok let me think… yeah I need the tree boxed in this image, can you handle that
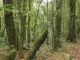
[0,17,1,36]
[54,0,62,50]
[17,0,26,46]
[51,0,55,52]
[46,0,49,45]
[3,0,17,49]
[17,0,27,58]
[0,17,1,29]
[67,0,76,42]
[26,29,48,60]
[27,0,31,48]
[20,0,27,46]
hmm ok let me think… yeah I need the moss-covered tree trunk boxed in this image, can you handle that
[17,0,25,58]
[0,17,1,37]
[3,0,17,59]
[46,0,49,45]
[0,17,1,29]
[67,0,76,42]
[3,0,17,49]
[54,0,62,50]
[51,0,55,52]
[19,0,27,46]
[26,29,48,60]
[22,0,27,45]
[27,0,31,48]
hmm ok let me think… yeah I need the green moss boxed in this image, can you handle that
[26,29,48,60]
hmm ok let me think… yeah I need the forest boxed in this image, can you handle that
[0,0,80,60]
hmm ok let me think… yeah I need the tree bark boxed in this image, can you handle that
[51,0,55,52]
[67,0,76,42]
[27,0,31,48]
[0,17,1,37]
[26,29,48,60]
[46,0,49,45]
[17,0,27,58]
[20,0,27,46]
[55,0,62,50]
[0,17,1,29]
[3,0,17,49]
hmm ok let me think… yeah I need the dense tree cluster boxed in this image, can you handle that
[0,0,80,60]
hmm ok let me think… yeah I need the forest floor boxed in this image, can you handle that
[0,40,80,60]
[36,40,80,60]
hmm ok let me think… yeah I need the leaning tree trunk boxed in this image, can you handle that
[55,0,62,50]
[26,29,48,60]
[3,0,17,49]
[67,0,76,42]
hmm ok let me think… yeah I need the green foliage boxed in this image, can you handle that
[0,0,80,60]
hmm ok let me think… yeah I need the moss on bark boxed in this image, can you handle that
[26,29,48,60]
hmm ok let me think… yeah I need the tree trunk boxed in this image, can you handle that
[17,0,27,58]
[67,0,76,42]
[46,0,49,45]
[55,0,62,50]
[3,0,17,49]
[17,0,26,45]
[51,0,55,52]
[20,0,26,46]
[27,0,31,48]
[0,17,1,37]
[0,17,1,29]
[26,29,48,60]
